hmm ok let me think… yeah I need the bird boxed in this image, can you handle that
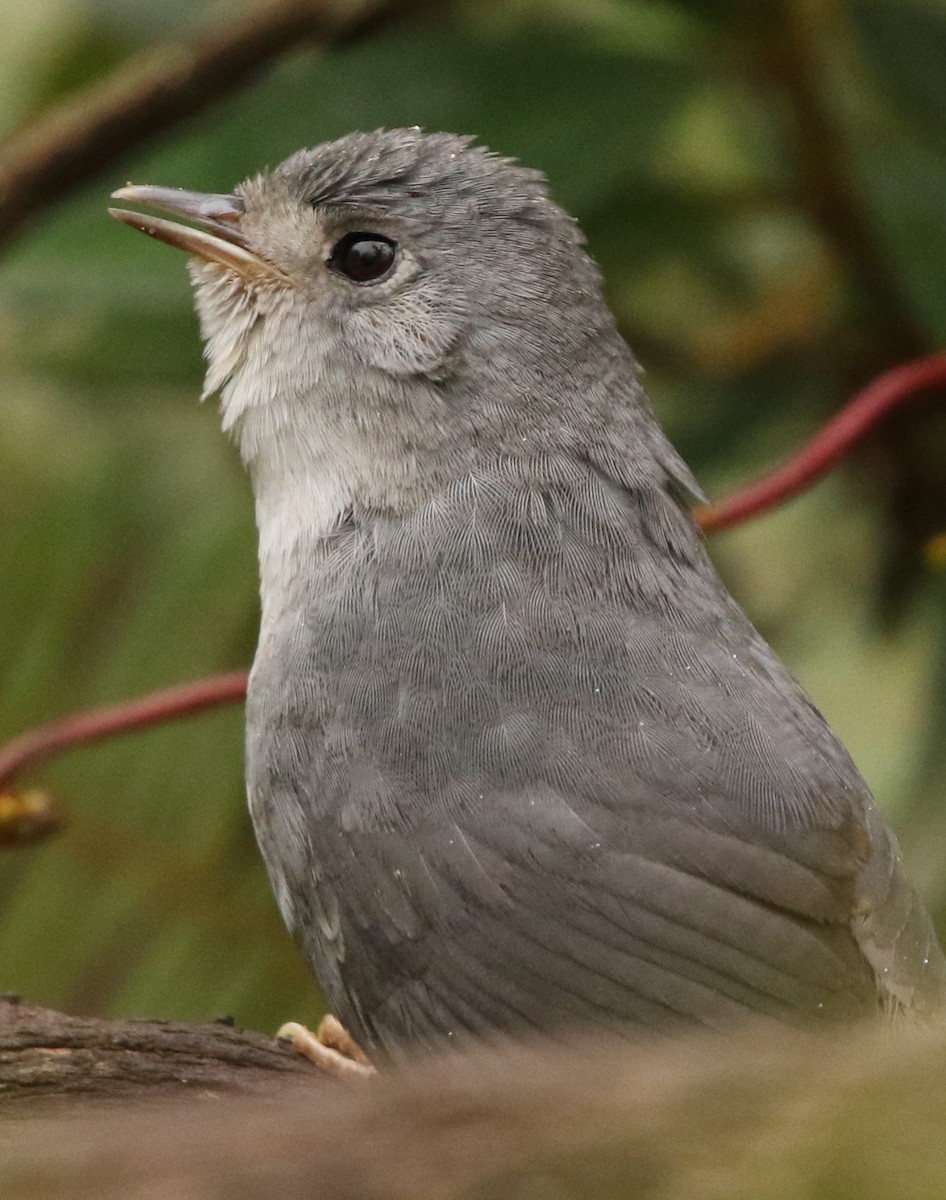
[110,128,946,1061]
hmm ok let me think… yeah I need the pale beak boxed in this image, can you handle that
[109,185,277,280]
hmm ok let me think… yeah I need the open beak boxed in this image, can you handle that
[109,186,276,280]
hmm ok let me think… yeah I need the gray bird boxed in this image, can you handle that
[110,129,946,1058]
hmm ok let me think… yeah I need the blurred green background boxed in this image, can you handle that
[1,0,945,1031]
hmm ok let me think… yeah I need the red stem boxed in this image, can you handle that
[2,353,945,793]
[695,353,946,533]
[0,671,248,790]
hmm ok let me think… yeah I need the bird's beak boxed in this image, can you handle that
[109,186,277,280]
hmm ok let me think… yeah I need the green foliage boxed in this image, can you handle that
[851,0,946,137]
[1,0,945,1028]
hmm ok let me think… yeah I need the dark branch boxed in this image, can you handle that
[0,995,321,1115]
[0,0,428,250]
[763,2,927,360]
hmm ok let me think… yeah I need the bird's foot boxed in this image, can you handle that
[277,1014,376,1080]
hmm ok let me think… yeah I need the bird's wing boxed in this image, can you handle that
[258,453,946,1053]
[314,683,944,1054]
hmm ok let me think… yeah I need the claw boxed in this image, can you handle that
[277,1018,376,1081]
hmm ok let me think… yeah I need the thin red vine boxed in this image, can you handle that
[2,353,945,800]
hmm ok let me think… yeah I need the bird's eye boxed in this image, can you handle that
[327,232,397,284]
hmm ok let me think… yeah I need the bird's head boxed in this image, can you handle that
[110,129,613,481]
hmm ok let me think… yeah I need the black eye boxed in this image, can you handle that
[327,231,397,283]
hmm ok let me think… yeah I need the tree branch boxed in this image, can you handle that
[0,0,428,249]
[3,1002,946,1198]
[0,996,320,1115]
[0,670,248,791]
